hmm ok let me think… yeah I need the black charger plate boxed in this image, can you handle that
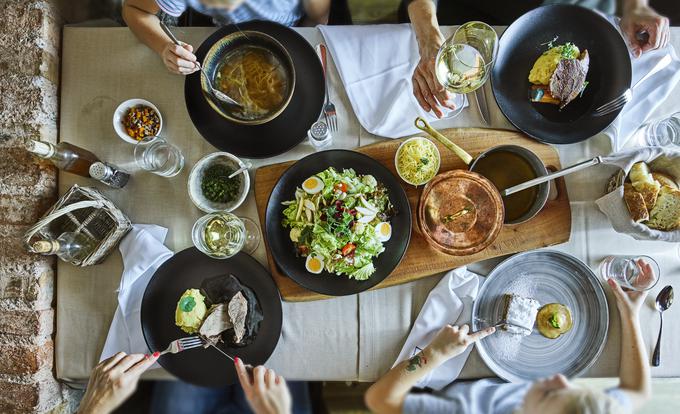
[185,21,324,158]
[491,5,631,144]
[265,150,411,296]
[141,248,282,387]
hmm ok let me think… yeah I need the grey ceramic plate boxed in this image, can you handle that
[472,250,608,382]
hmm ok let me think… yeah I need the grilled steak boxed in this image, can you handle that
[549,50,589,109]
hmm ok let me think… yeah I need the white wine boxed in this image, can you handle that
[193,213,246,259]
[435,44,487,94]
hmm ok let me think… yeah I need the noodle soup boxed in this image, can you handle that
[214,46,288,121]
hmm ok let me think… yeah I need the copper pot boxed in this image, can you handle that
[418,170,504,256]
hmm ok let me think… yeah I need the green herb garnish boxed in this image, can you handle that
[179,296,196,312]
[549,314,562,329]
[541,35,559,49]
[560,42,578,59]
[201,164,241,203]
[579,81,589,98]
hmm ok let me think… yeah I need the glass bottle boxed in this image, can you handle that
[89,162,130,189]
[25,139,100,177]
[32,232,94,263]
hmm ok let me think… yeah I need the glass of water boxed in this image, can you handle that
[134,136,184,177]
[642,112,680,147]
[599,255,660,291]
[192,212,260,259]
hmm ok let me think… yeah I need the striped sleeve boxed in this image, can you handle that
[155,0,186,17]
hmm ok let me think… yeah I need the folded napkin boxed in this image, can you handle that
[393,267,482,390]
[596,147,680,241]
[100,224,174,363]
[319,24,467,138]
[602,18,680,150]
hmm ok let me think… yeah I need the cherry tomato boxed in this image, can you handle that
[334,182,348,192]
[341,243,356,256]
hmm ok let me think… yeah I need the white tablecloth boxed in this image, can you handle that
[56,25,680,383]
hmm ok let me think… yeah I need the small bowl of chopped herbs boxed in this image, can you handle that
[188,152,250,213]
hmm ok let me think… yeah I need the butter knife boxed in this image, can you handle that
[474,86,490,126]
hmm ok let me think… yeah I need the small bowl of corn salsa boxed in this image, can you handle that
[395,137,441,186]
[113,98,162,144]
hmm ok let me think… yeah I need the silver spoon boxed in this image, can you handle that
[228,161,252,179]
[159,22,242,108]
[652,285,673,366]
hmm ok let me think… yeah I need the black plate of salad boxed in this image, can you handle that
[265,150,412,296]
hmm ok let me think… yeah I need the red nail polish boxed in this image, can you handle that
[153,351,160,358]
[234,356,240,365]
[144,354,150,358]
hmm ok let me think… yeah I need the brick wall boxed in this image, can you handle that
[0,1,68,412]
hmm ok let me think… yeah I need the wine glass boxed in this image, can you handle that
[435,21,498,99]
[192,212,261,258]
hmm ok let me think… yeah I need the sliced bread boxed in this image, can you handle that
[623,183,649,223]
[647,186,680,231]
[652,172,679,190]
[630,162,661,208]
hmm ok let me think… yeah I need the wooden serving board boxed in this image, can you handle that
[255,128,572,301]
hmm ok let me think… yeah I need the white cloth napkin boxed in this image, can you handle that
[602,18,680,150]
[100,224,174,363]
[596,147,680,241]
[319,24,467,138]
[393,267,482,390]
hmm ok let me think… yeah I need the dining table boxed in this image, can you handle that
[55,24,680,384]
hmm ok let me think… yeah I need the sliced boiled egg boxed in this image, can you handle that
[375,222,392,242]
[302,176,324,194]
[305,255,324,274]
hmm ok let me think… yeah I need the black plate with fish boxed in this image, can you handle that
[141,248,282,387]
[265,150,412,296]
[491,5,631,144]
[185,20,324,158]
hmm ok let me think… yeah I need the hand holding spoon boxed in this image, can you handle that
[652,285,673,367]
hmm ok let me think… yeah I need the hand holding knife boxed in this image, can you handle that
[207,342,254,378]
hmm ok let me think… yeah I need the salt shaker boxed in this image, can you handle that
[89,162,130,189]
[308,121,332,150]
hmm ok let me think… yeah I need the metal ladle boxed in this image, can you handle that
[501,156,603,197]
[652,285,674,366]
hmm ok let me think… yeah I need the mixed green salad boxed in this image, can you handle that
[281,167,395,280]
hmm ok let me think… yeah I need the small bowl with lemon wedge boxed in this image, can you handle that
[395,137,441,186]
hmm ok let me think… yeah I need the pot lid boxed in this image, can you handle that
[418,170,504,256]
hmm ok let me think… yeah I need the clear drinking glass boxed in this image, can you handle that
[599,255,660,291]
[192,212,260,259]
[133,136,185,177]
[436,21,498,95]
[642,112,680,147]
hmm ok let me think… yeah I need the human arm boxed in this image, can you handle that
[364,324,495,414]
[77,352,159,414]
[407,0,456,118]
[302,0,330,26]
[122,0,199,74]
[235,358,292,414]
[620,0,670,57]
[606,277,651,410]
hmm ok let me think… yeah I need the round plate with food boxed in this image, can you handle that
[472,250,608,382]
[491,5,631,144]
[185,20,324,158]
[265,150,411,296]
[141,248,282,387]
